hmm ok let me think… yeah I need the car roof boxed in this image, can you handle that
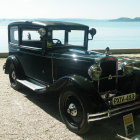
[9,20,89,29]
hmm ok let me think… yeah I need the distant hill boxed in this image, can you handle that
[0,18,102,25]
[110,17,140,22]
[133,17,140,21]
[1,17,140,24]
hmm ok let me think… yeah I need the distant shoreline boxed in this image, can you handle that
[0,17,140,23]
[109,17,140,22]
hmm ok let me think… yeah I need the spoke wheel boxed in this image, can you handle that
[59,87,90,134]
[9,64,21,90]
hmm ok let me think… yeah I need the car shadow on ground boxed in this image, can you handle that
[19,87,140,140]
[19,88,61,122]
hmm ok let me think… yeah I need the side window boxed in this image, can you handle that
[10,26,19,44]
[21,29,42,48]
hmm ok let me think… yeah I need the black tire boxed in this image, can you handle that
[59,87,90,134]
[9,63,21,90]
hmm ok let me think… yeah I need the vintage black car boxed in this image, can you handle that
[3,21,140,134]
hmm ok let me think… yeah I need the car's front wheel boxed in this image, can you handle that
[59,87,90,134]
[9,63,21,90]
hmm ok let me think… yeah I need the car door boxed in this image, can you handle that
[18,26,52,84]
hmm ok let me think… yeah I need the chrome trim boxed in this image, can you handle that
[116,59,118,86]
[52,56,90,62]
[51,57,55,83]
[17,79,46,91]
[88,64,102,81]
[20,45,42,51]
[99,89,117,96]
[99,74,124,81]
[67,103,78,117]
[9,42,19,47]
[32,21,46,26]
[88,100,140,122]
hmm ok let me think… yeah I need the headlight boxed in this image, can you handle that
[122,62,133,74]
[118,62,124,70]
[88,64,102,80]
[38,28,46,37]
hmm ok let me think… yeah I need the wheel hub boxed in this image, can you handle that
[67,103,77,117]
[11,71,16,80]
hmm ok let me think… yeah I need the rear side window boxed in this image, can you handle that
[9,26,19,44]
[22,30,40,41]
[21,29,42,48]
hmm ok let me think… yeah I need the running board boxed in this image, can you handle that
[16,79,47,93]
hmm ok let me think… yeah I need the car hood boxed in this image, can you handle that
[52,48,105,63]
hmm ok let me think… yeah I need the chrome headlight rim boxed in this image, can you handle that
[38,28,46,37]
[121,62,133,74]
[88,63,102,81]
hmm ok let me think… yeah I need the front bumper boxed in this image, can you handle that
[88,101,140,122]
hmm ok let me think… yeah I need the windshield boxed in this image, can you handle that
[47,29,85,47]
[68,30,85,46]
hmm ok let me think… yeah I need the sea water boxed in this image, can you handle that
[0,20,140,52]
[0,25,8,52]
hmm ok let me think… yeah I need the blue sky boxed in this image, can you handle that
[1,0,140,19]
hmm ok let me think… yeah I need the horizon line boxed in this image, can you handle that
[0,17,140,20]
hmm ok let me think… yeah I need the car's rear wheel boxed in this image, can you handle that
[59,87,90,134]
[9,63,21,90]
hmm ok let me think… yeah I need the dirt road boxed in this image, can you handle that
[0,58,140,140]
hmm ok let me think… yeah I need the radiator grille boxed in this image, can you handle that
[99,57,118,92]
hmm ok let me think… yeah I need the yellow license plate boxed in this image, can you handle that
[123,113,134,125]
[112,93,136,105]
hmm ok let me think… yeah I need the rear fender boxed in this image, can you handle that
[4,55,24,79]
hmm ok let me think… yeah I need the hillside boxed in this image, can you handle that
[110,17,140,22]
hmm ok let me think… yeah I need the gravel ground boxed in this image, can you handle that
[0,57,140,140]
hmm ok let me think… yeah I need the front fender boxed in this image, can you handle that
[49,75,94,93]
[49,75,102,101]
[49,75,106,113]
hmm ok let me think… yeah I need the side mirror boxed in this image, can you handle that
[88,28,96,40]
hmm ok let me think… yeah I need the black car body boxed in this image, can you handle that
[3,21,140,134]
